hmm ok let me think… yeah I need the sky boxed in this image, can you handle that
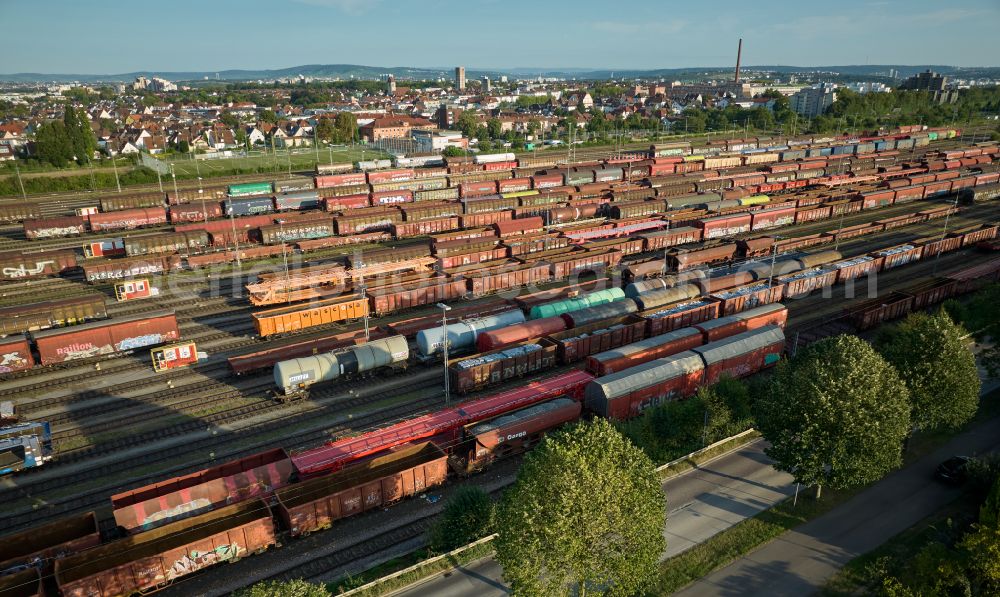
[2,0,998,74]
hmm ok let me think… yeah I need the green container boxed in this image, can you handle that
[528,288,624,319]
[228,182,275,197]
[928,132,939,141]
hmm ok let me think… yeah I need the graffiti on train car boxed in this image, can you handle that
[165,543,243,581]
[2,260,55,278]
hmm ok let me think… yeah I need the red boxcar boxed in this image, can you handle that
[168,203,224,223]
[111,447,293,534]
[367,169,415,184]
[586,327,703,376]
[32,310,179,365]
[460,398,582,472]
[82,256,169,283]
[0,249,78,281]
[585,351,705,420]
[88,207,168,231]
[23,216,88,239]
[696,213,752,239]
[315,172,368,188]
[0,335,34,373]
[371,189,414,205]
[391,217,461,238]
[691,325,785,385]
[323,193,371,211]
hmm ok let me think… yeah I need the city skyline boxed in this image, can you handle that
[2,0,998,74]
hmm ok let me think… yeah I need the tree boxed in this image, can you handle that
[219,111,240,129]
[63,107,96,164]
[176,140,190,153]
[333,112,357,143]
[455,110,480,139]
[950,283,1000,378]
[756,335,911,497]
[442,145,467,157]
[315,117,335,142]
[877,311,981,432]
[495,419,665,596]
[486,118,503,140]
[234,579,329,597]
[259,109,279,124]
[961,523,1000,593]
[429,486,494,552]
[34,120,74,167]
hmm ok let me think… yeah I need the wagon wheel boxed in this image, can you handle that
[254,547,268,555]
[301,530,311,538]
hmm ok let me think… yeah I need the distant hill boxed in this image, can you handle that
[1,63,998,84]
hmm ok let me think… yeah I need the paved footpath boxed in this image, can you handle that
[675,405,1000,596]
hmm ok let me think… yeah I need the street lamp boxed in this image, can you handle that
[767,236,784,288]
[436,303,452,404]
[932,195,961,275]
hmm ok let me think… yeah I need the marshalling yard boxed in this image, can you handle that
[1,125,999,596]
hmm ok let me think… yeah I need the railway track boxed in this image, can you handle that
[0,369,443,533]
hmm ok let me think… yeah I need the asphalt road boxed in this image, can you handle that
[390,440,796,597]
[676,404,1000,596]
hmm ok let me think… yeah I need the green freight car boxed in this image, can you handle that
[227,182,274,197]
[529,288,626,320]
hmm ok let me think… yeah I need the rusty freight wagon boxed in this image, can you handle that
[334,210,403,235]
[88,207,168,231]
[123,230,211,256]
[0,249,78,281]
[710,282,785,316]
[0,202,40,224]
[111,447,293,534]
[0,294,107,337]
[449,342,558,393]
[99,192,165,212]
[0,511,100,575]
[458,261,552,296]
[31,310,179,365]
[670,243,739,271]
[259,220,335,244]
[0,568,43,597]
[586,327,703,376]
[641,299,721,336]
[392,217,461,238]
[55,501,277,597]
[368,277,467,316]
[544,315,648,364]
[0,335,34,373]
[168,202,225,223]
[81,255,171,282]
[458,398,583,473]
[848,292,915,330]
[275,443,447,538]
[585,351,705,420]
[252,296,369,337]
[23,216,88,239]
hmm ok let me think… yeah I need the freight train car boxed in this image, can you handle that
[0,249,78,281]
[273,335,409,395]
[0,294,107,337]
[30,310,179,365]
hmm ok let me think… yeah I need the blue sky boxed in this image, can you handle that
[2,0,998,73]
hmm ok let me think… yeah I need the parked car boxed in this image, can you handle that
[935,455,973,484]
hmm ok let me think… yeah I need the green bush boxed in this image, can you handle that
[428,486,494,552]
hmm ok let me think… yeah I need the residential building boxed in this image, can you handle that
[455,66,466,91]
[360,115,435,142]
[790,85,837,118]
[412,129,467,153]
[899,70,958,103]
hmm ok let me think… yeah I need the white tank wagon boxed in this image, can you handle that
[415,310,526,359]
[273,335,410,395]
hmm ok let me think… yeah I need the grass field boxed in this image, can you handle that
[164,145,390,177]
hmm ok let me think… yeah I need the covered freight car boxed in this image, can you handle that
[123,230,210,256]
[0,249,78,281]
[0,202,41,224]
[88,207,168,231]
[0,294,107,337]
[31,310,179,365]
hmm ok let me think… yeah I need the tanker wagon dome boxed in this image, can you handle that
[274,335,409,394]
[416,310,526,358]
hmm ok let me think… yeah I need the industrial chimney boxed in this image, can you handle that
[734,38,742,83]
